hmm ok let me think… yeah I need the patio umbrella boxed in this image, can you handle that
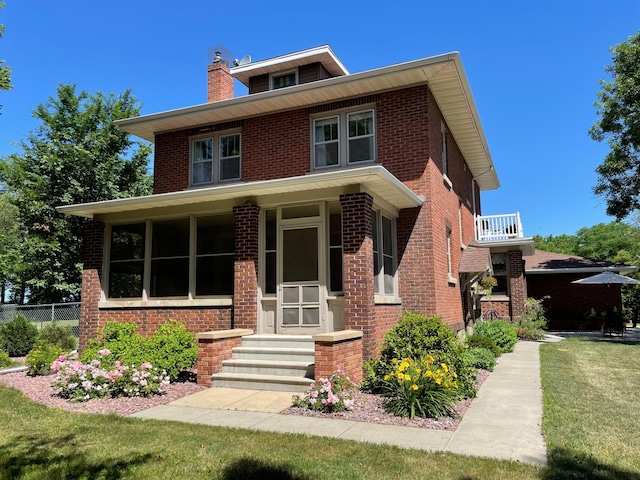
[572,271,640,309]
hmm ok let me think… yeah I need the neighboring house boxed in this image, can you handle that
[59,45,534,389]
[526,249,637,330]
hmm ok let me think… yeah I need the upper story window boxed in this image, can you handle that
[271,70,297,90]
[313,109,375,170]
[191,133,241,186]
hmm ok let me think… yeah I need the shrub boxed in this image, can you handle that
[25,341,64,376]
[51,352,170,402]
[80,319,197,381]
[473,319,518,353]
[466,334,501,358]
[39,322,77,352]
[515,298,548,340]
[466,347,496,372]
[381,356,459,419]
[0,315,39,357]
[362,312,478,399]
[291,367,356,413]
[0,351,12,369]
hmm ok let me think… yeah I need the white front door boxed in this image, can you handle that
[278,224,324,334]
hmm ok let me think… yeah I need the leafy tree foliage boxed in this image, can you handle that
[0,192,22,303]
[590,30,640,220]
[0,2,12,109]
[0,84,152,303]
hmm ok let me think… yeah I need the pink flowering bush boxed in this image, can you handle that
[291,367,357,413]
[50,350,170,402]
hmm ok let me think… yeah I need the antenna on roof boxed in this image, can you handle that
[234,55,252,67]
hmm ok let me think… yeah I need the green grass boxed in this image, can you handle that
[0,386,541,480]
[541,338,640,479]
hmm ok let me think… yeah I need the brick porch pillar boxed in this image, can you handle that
[508,250,526,319]
[80,221,105,351]
[233,203,260,331]
[340,192,376,360]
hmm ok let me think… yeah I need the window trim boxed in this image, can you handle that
[190,131,242,187]
[372,208,399,302]
[311,108,376,171]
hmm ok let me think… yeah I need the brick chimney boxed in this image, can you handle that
[207,52,234,102]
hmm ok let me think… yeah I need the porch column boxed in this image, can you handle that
[339,192,376,360]
[233,203,260,330]
[80,221,105,351]
[508,250,526,319]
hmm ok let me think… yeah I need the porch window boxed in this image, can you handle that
[105,215,235,300]
[491,254,508,295]
[108,223,145,298]
[191,133,241,186]
[328,203,343,293]
[313,109,375,170]
[372,210,396,295]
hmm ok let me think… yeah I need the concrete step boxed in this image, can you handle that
[231,346,315,363]
[240,334,314,348]
[211,372,314,392]
[221,358,314,377]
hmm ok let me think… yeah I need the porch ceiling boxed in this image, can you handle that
[115,52,499,191]
[56,165,424,220]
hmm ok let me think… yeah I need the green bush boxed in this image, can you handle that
[0,351,12,369]
[466,334,501,357]
[0,315,39,357]
[80,319,197,381]
[473,319,518,353]
[39,322,77,352]
[466,347,496,372]
[25,341,64,376]
[362,312,478,399]
[515,298,548,340]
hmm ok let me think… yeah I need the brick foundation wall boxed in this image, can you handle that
[373,304,403,356]
[313,332,363,383]
[195,329,252,386]
[508,250,526,319]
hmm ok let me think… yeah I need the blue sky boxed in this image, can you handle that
[1,0,639,237]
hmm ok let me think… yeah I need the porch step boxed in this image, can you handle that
[211,334,315,392]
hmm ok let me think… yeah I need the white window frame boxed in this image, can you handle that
[270,70,298,90]
[372,209,399,301]
[312,108,376,170]
[190,132,241,186]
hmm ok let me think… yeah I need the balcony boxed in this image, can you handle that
[475,213,524,242]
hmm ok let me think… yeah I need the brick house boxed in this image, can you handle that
[59,46,534,389]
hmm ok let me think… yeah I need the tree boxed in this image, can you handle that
[0,192,21,303]
[590,30,640,220]
[0,84,152,303]
[0,2,13,110]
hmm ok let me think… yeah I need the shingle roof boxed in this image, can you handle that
[459,243,492,274]
[525,249,636,274]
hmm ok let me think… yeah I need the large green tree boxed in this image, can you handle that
[0,192,21,303]
[0,84,152,303]
[590,30,640,220]
[0,2,12,109]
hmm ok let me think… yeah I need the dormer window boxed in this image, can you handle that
[271,70,297,90]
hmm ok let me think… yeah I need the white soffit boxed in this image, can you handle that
[116,51,499,190]
[56,165,423,219]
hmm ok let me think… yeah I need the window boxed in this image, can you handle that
[372,210,396,296]
[313,109,375,169]
[328,203,343,293]
[191,133,241,185]
[271,70,297,90]
[106,215,235,300]
[491,254,508,295]
[441,123,448,176]
[446,228,453,278]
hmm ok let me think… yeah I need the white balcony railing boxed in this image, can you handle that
[475,213,523,242]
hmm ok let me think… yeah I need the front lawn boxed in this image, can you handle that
[541,338,640,479]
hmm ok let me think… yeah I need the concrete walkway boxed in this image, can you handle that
[131,338,561,466]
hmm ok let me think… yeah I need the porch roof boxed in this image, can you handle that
[525,249,638,275]
[56,165,424,220]
[459,242,492,274]
[115,51,499,191]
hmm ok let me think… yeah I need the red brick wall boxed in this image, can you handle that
[314,338,363,384]
[527,272,618,329]
[196,335,242,386]
[80,221,105,350]
[373,305,403,355]
[153,130,190,194]
[233,203,260,330]
[207,61,234,103]
[508,250,526,319]
[340,192,376,359]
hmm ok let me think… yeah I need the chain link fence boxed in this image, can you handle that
[0,303,80,337]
